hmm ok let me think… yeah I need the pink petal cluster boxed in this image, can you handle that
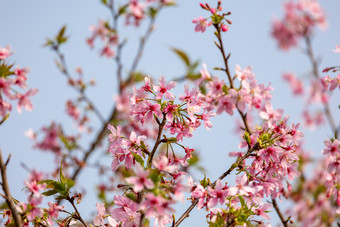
[192,16,210,33]
[272,0,327,50]
[108,125,147,171]
[0,47,38,117]
[282,72,304,95]
[87,20,118,58]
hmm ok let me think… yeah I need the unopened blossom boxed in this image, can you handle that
[329,74,340,90]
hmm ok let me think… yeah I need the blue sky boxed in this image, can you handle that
[1,0,339,226]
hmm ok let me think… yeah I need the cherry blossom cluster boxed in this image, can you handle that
[272,0,327,50]
[287,155,339,226]
[283,71,329,128]
[87,0,174,57]
[1,170,64,226]
[192,1,231,33]
[0,46,38,118]
[107,126,192,226]
[129,76,216,140]
[321,46,340,91]
[187,116,302,225]
[87,20,118,58]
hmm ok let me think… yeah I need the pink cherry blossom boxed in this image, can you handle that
[0,46,13,60]
[333,44,340,53]
[16,88,38,113]
[207,179,229,208]
[125,164,154,192]
[192,16,210,33]
[153,76,176,100]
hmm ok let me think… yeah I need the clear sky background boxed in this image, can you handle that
[1,0,340,226]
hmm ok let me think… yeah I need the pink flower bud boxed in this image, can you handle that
[210,8,216,14]
[221,24,229,32]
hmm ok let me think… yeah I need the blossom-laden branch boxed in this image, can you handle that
[305,35,338,139]
[174,142,260,227]
[0,151,22,227]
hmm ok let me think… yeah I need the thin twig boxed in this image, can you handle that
[147,113,167,168]
[0,150,22,227]
[66,195,87,227]
[305,35,338,139]
[174,143,260,226]
[272,198,289,227]
[213,24,251,135]
[54,47,106,124]
[123,4,163,90]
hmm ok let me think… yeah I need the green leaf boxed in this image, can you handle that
[66,178,75,190]
[131,71,146,83]
[199,175,210,188]
[238,195,246,208]
[38,179,58,188]
[0,113,10,125]
[43,39,54,47]
[131,152,144,166]
[118,4,128,15]
[0,62,14,78]
[55,25,68,45]
[149,169,161,184]
[243,131,251,145]
[101,0,108,5]
[171,48,190,66]
[148,7,158,18]
[186,73,201,80]
[59,159,66,184]
[42,189,58,196]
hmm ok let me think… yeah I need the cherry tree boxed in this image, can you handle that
[0,0,339,226]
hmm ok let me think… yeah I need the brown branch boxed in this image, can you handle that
[70,107,117,181]
[272,198,289,227]
[53,47,106,124]
[147,113,167,168]
[174,142,260,226]
[123,5,163,90]
[213,24,251,135]
[66,195,87,227]
[0,151,22,227]
[305,35,338,139]
[71,3,164,184]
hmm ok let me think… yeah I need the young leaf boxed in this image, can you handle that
[55,25,68,45]
[42,189,58,196]
[171,48,190,66]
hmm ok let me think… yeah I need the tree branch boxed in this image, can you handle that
[305,35,338,139]
[272,198,289,227]
[174,142,260,226]
[0,150,22,227]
